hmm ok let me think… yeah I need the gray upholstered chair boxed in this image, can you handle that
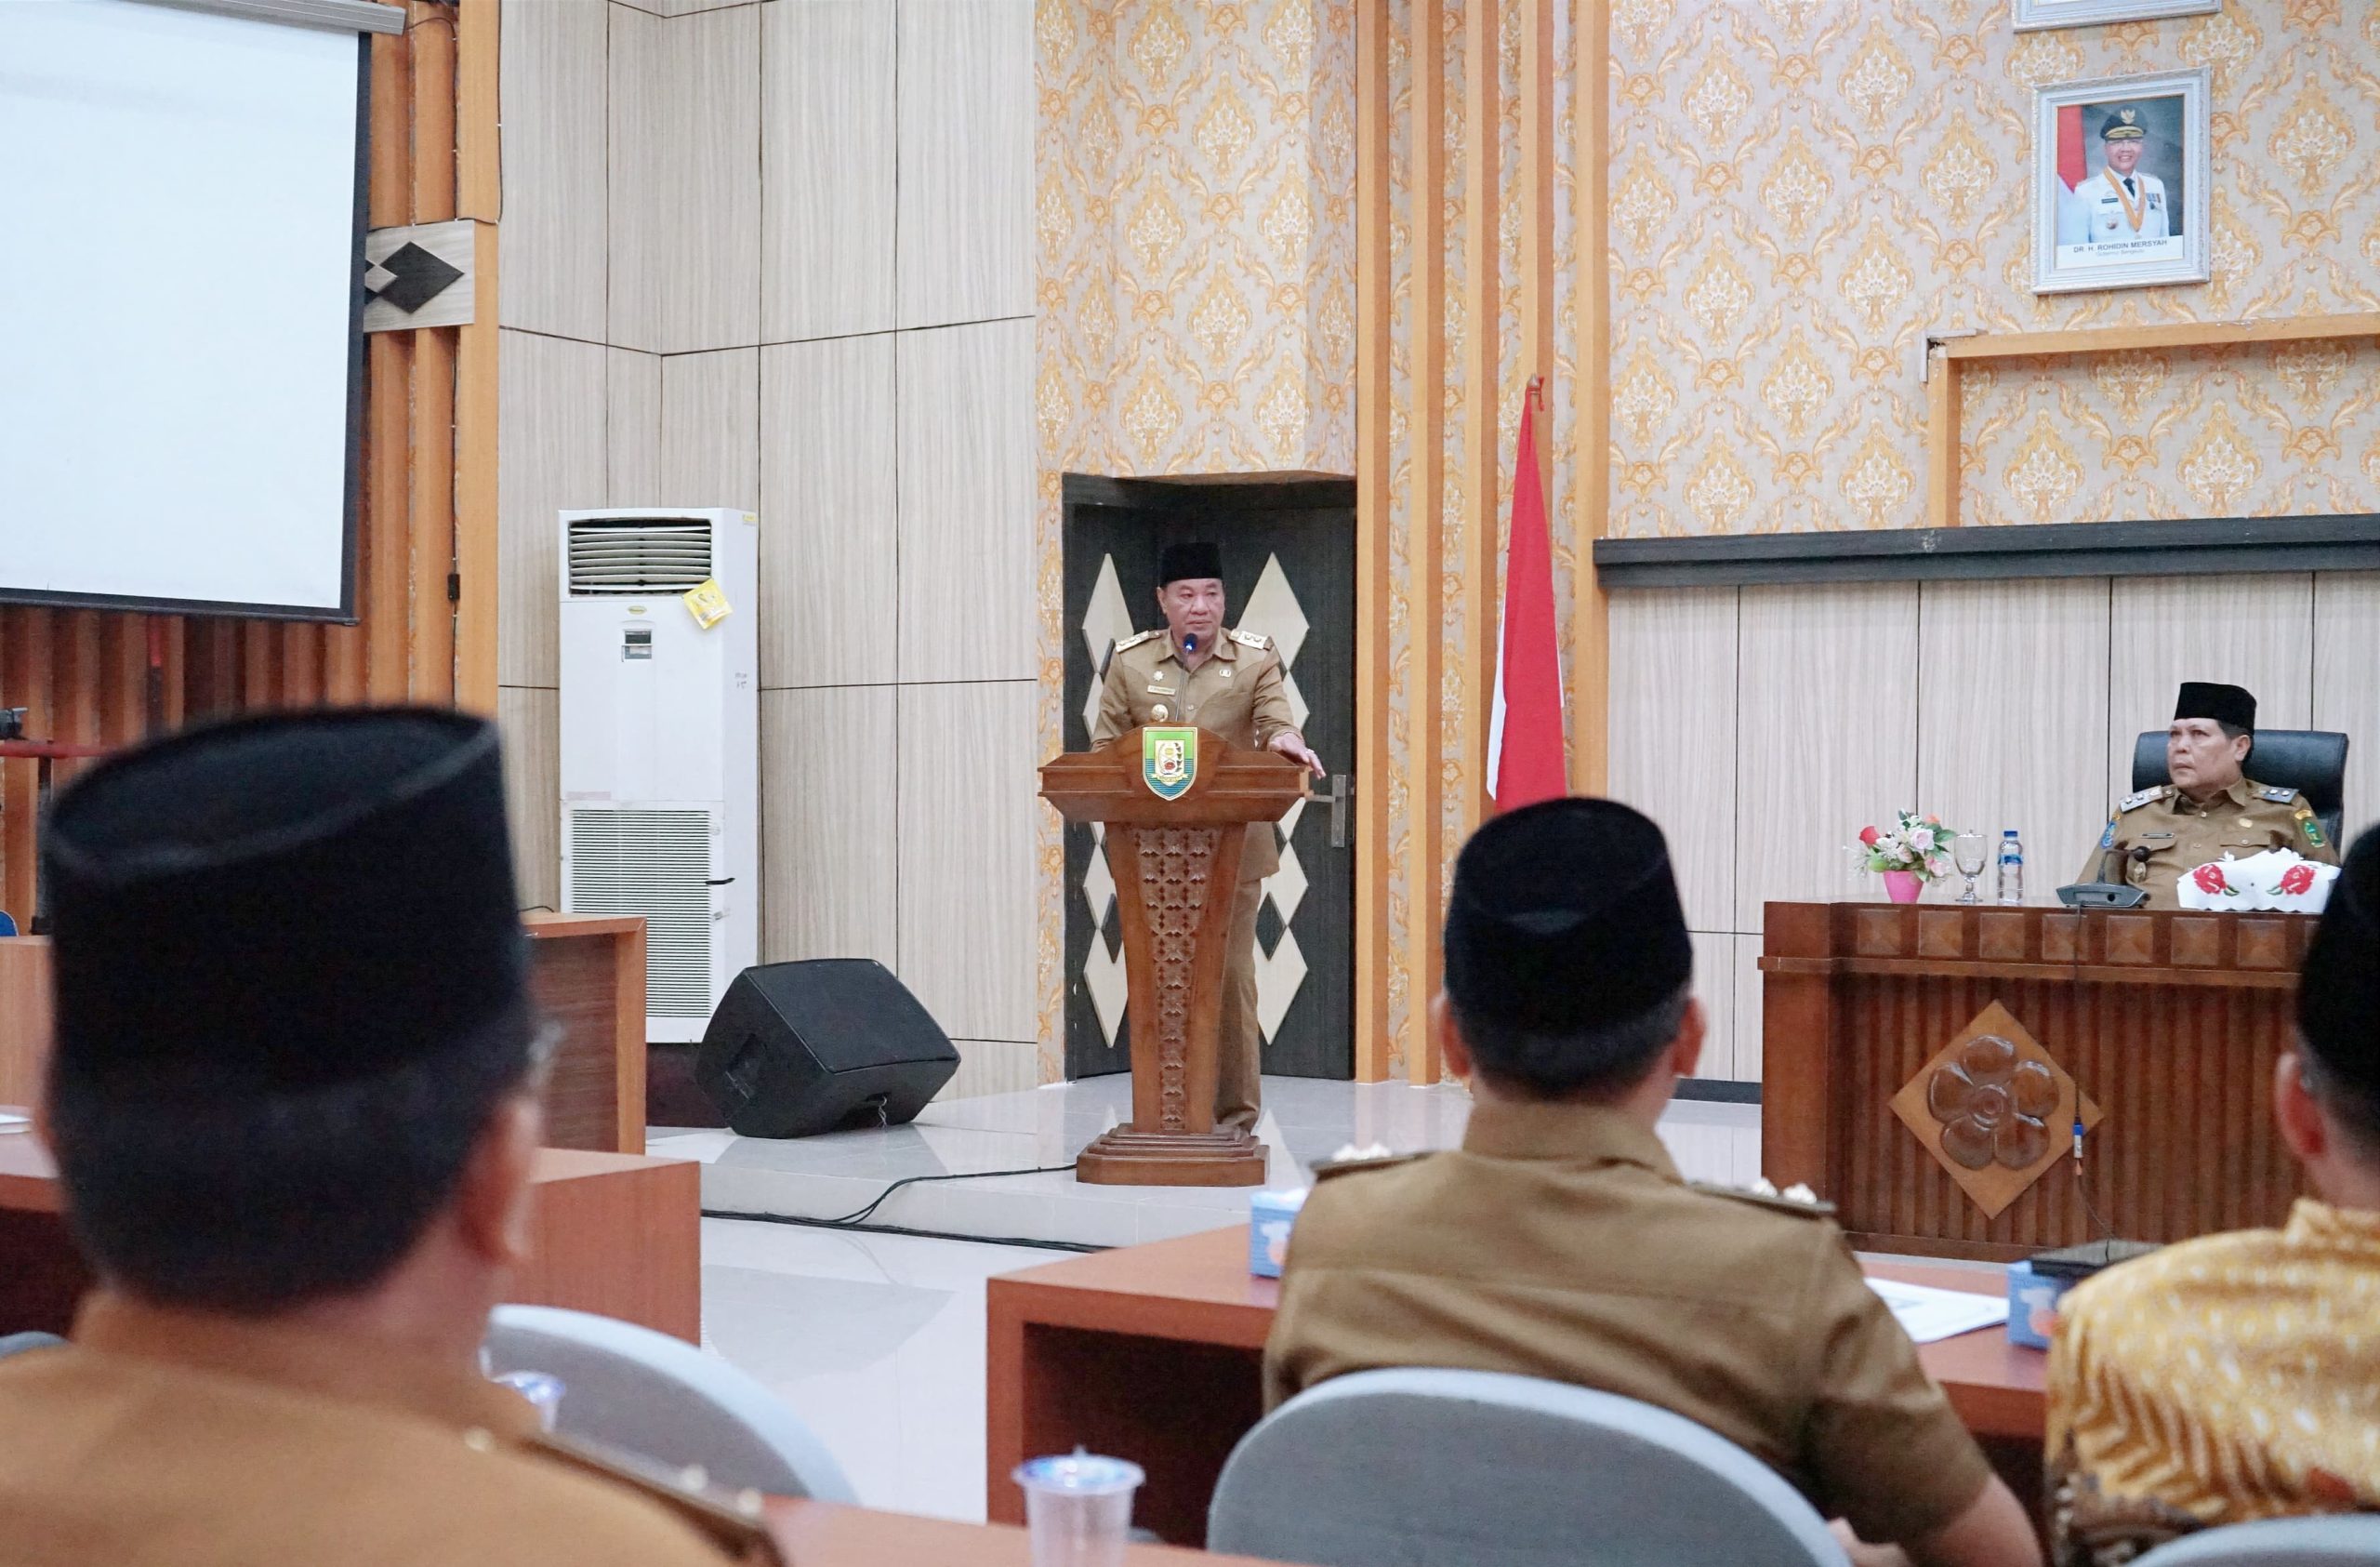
[483,1305,853,1501]
[1207,1367,1848,1567]
[2132,728,2348,847]
[2136,1518,2380,1564]
[0,1332,64,1361]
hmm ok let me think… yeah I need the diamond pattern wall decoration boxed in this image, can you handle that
[1071,549,1319,1050]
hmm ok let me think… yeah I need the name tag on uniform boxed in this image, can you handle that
[1146,684,1176,695]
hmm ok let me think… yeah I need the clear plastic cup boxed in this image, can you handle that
[1012,1449,1144,1567]
[493,1370,564,1432]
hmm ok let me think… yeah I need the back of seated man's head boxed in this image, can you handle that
[40,710,540,1314]
[2293,826,2380,1187]
[1441,798,1695,1101]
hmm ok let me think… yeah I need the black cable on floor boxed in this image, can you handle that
[698,1161,1096,1254]
[812,1162,1080,1226]
[702,1207,1108,1255]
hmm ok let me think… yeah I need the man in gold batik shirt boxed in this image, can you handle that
[2046,825,2380,1563]
[1091,540,1324,1133]
[1266,799,2042,1567]
[2076,682,2334,908]
[0,712,774,1567]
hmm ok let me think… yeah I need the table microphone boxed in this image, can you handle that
[1183,634,1197,656]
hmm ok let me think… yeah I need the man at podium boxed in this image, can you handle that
[1091,540,1325,1133]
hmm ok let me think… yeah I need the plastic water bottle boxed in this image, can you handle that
[1997,830,2024,905]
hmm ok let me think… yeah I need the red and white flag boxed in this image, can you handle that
[1487,388,1567,810]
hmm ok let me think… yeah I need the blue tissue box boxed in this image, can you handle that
[1249,1188,1308,1278]
[2005,1260,2070,1349]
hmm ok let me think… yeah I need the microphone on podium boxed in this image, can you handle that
[1183,633,1197,657]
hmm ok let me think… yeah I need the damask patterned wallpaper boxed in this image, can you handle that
[1610,0,2380,537]
[1032,0,1357,1072]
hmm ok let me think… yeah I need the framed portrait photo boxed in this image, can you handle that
[2031,69,2210,294]
[2015,0,2219,29]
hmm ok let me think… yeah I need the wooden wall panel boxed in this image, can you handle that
[607,4,761,355]
[1735,584,1920,929]
[1688,930,1735,1082]
[2106,574,2313,801]
[1916,579,2112,903]
[606,348,662,506]
[760,0,896,344]
[758,335,899,690]
[896,680,1038,1042]
[895,0,1034,329]
[497,684,562,912]
[1606,587,1739,935]
[658,348,760,512]
[760,686,900,969]
[2311,573,2380,845]
[496,0,606,339]
[895,320,1037,684]
[497,329,606,688]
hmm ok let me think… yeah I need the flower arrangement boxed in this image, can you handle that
[1852,811,1956,883]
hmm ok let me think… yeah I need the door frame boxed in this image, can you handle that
[1059,471,1360,1082]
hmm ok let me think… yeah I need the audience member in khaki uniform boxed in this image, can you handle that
[1266,798,2041,1567]
[2075,682,2334,907]
[0,710,773,1567]
[2045,825,2380,1563]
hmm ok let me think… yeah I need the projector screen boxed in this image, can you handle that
[0,0,372,618]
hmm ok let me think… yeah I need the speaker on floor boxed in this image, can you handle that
[694,959,960,1139]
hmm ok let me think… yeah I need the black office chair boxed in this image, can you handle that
[2131,729,2348,847]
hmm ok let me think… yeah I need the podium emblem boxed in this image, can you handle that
[1142,727,1197,801]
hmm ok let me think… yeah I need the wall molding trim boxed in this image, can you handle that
[1595,514,2380,591]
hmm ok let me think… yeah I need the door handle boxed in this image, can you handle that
[1327,773,1351,849]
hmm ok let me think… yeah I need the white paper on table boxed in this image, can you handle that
[1866,1277,2009,1344]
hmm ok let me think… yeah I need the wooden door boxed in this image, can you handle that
[1061,474,1356,1081]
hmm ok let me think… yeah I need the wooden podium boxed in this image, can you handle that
[1040,728,1307,1187]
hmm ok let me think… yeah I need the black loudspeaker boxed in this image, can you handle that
[694,960,960,1138]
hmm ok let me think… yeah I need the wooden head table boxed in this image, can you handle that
[1762,901,2311,1261]
[986,1225,2043,1548]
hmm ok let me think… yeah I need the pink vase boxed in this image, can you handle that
[1883,870,1923,904]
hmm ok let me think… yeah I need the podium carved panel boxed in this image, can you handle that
[1136,826,1221,1134]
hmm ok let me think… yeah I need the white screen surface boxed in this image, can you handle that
[0,0,362,615]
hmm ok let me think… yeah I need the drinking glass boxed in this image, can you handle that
[1952,832,1988,905]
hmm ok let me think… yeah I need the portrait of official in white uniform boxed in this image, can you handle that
[2031,70,2208,294]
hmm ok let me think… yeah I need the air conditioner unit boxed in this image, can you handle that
[558,507,759,1042]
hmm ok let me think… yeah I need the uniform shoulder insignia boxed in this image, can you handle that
[1227,628,1270,650]
[2258,784,2300,804]
[525,1430,786,1563]
[1689,1178,1837,1218]
[1112,628,1161,653]
[2118,787,2167,813]
[1312,1149,1432,1181]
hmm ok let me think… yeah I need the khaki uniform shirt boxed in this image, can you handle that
[0,1295,772,1567]
[1263,1099,1993,1547]
[2045,1200,2380,1565]
[1091,626,1299,880]
[2075,777,2335,908]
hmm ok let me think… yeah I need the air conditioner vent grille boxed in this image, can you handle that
[566,806,714,1019]
[567,518,713,594]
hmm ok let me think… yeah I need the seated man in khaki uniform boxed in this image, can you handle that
[2045,824,2380,1564]
[1266,799,2040,1567]
[1091,540,1325,1133]
[0,710,774,1567]
[2076,681,2334,907]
